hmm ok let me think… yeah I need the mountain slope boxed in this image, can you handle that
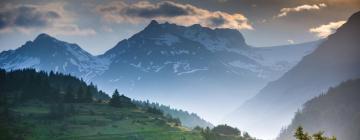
[0,34,109,81]
[134,100,214,128]
[226,11,360,139]
[0,69,201,140]
[277,79,360,140]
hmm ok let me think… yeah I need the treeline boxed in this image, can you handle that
[278,79,360,140]
[109,89,135,108]
[0,69,186,127]
[0,68,109,105]
[293,126,336,140]
[0,68,219,138]
[134,100,213,128]
[194,124,257,140]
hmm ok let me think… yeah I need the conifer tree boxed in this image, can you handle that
[109,89,121,107]
[294,126,336,140]
[84,86,93,103]
[294,126,311,140]
[64,86,75,103]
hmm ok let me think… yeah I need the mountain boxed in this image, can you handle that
[0,21,319,122]
[277,79,360,140]
[93,20,319,121]
[225,11,360,139]
[0,33,109,81]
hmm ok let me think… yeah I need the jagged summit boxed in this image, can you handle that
[149,20,159,25]
[111,19,249,56]
[33,33,57,43]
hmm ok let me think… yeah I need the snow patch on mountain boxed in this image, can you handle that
[183,30,228,52]
[2,56,40,70]
[177,68,208,75]
[154,33,179,46]
[65,44,91,61]
[228,60,265,78]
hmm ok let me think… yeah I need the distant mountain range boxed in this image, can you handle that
[225,11,360,139]
[0,20,319,122]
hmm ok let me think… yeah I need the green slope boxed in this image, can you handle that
[5,102,202,140]
[0,69,257,140]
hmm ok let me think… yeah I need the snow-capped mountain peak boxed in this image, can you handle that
[0,33,109,81]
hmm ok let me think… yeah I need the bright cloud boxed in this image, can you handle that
[0,2,96,36]
[309,20,346,38]
[277,3,327,18]
[287,39,295,44]
[96,1,253,30]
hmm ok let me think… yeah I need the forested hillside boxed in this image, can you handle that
[277,79,360,140]
[134,101,213,128]
[0,69,256,140]
[0,68,110,103]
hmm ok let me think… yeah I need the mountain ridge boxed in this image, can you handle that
[0,20,320,123]
[277,79,360,140]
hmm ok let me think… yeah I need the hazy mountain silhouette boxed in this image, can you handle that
[226,11,360,139]
[277,79,360,140]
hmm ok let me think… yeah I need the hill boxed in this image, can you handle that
[0,69,256,140]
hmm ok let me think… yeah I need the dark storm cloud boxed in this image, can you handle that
[0,5,60,29]
[208,15,227,27]
[97,1,252,30]
[124,1,193,18]
[185,0,359,45]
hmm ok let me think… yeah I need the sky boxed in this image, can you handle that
[0,0,359,55]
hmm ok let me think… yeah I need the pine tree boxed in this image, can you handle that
[76,87,85,103]
[294,126,311,140]
[313,132,325,140]
[64,86,75,103]
[109,89,121,107]
[84,86,93,103]
[294,126,336,140]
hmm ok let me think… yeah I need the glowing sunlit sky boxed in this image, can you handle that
[0,0,359,55]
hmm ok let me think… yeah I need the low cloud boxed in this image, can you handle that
[97,1,252,30]
[0,2,95,36]
[277,3,327,18]
[0,5,60,29]
[43,23,96,36]
[309,20,346,38]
